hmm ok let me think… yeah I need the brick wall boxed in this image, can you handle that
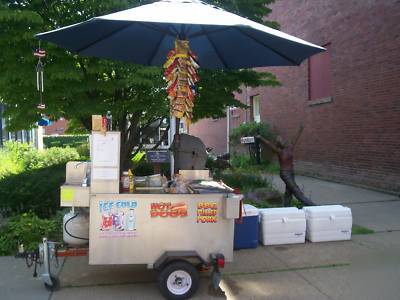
[190,118,227,154]
[44,118,68,135]
[248,0,400,193]
[190,0,400,193]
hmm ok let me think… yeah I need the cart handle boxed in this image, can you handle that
[234,187,243,224]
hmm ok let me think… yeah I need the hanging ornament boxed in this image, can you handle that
[163,39,199,127]
[34,45,46,110]
[38,114,52,127]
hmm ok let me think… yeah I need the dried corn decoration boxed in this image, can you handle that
[163,39,199,125]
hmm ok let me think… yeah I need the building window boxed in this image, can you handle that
[308,43,332,101]
[250,95,261,123]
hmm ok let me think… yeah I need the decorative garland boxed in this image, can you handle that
[163,39,199,126]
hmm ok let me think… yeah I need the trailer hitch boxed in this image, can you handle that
[15,237,60,291]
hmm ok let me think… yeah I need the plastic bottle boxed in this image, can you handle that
[128,169,135,193]
[106,111,112,131]
[121,171,130,193]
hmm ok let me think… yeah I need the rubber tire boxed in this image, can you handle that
[158,260,199,300]
[44,276,60,291]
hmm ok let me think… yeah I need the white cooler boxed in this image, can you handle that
[259,207,306,245]
[302,205,352,242]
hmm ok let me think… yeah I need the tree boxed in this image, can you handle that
[0,0,279,169]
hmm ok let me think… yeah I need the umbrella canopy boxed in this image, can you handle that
[36,0,324,69]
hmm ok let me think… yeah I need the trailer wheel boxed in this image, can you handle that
[158,260,199,299]
[44,276,60,291]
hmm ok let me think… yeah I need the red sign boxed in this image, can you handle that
[150,202,188,218]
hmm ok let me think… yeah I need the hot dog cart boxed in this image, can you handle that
[40,130,242,299]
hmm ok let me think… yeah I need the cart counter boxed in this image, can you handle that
[89,193,241,265]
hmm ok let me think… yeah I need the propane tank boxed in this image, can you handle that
[63,209,89,246]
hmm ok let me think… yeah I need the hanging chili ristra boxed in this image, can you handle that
[163,39,199,127]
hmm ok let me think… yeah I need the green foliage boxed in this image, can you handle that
[243,198,273,209]
[75,143,90,160]
[0,0,280,169]
[230,154,253,169]
[208,0,279,29]
[352,225,374,235]
[0,141,79,217]
[290,198,303,209]
[24,147,79,170]
[219,171,271,193]
[0,141,79,176]
[264,161,280,174]
[64,119,90,134]
[230,121,275,146]
[44,135,89,148]
[0,211,62,255]
[0,142,26,178]
[0,164,66,218]
[133,160,154,176]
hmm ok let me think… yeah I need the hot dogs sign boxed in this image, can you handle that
[150,201,218,223]
[150,202,188,218]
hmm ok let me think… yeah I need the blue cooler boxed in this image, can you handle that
[234,204,259,249]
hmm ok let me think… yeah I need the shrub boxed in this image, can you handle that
[230,154,253,169]
[75,143,90,160]
[24,146,79,170]
[0,164,66,218]
[219,171,271,193]
[230,121,274,146]
[43,135,89,148]
[0,141,30,179]
[0,212,62,255]
[0,142,80,217]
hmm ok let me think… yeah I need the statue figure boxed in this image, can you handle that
[257,125,315,207]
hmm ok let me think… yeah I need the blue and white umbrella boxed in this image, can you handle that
[36,0,324,69]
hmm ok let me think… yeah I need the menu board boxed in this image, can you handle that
[91,132,120,167]
[92,168,119,180]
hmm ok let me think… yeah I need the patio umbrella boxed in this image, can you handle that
[36,0,325,176]
[36,0,324,70]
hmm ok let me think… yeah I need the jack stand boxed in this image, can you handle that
[40,237,60,291]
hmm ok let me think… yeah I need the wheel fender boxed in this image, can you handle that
[154,251,206,271]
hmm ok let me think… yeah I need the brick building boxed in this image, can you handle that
[191,0,400,193]
[44,118,68,136]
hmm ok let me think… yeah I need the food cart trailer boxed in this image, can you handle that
[39,130,242,299]
[27,1,325,298]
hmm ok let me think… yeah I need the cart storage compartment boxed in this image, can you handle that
[302,205,352,242]
[259,207,306,245]
[234,204,259,249]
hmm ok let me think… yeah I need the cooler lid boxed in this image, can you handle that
[302,205,352,218]
[242,204,259,217]
[259,207,304,220]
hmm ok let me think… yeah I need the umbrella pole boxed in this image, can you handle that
[169,116,175,179]
[170,116,181,179]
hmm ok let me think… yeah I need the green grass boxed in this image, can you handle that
[352,224,375,235]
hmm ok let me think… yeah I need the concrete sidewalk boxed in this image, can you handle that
[268,174,400,231]
[1,175,399,300]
